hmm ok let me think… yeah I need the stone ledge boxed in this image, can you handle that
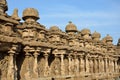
[0,15,19,24]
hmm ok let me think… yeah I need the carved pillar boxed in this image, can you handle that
[7,45,18,80]
[71,55,75,74]
[85,55,89,73]
[101,58,105,73]
[68,54,72,75]
[109,58,112,72]
[54,54,61,75]
[74,54,79,74]
[51,49,61,76]
[60,54,65,75]
[108,58,110,72]
[114,59,118,73]
[105,57,108,73]
[7,50,15,80]
[96,58,99,73]
[93,57,97,73]
[111,59,114,72]
[111,59,113,73]
[24,47,31,80]
[43,49,51,76]
[89,57,93,73]
[76,55,79,74]
[80,56,85,73]
[33,50,39,78]
[44,53,49,76]
[98,57,101,73]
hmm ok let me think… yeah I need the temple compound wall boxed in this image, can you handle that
[0,0,120,80]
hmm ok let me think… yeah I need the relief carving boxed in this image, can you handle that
[0,1,119,80]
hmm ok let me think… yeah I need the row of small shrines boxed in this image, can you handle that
[0,0,120,80]
[0,6,116,56]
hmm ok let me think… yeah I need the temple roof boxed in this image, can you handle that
[22,8,39,20]
[92,31,101,38]
[65,21,77,32]
[81,28,91,35]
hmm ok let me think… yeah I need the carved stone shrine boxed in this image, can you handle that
[0,0,120,80]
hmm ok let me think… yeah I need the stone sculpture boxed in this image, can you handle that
[0,0,120,80]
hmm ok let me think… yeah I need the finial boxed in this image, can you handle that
[69,21,72,24]
[11,8,21,21]
[107,34,109,36]
[22,8,39,21]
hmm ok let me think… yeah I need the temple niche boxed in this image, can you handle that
[0,0,120,80]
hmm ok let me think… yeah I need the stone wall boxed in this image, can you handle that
[0,0,120,80]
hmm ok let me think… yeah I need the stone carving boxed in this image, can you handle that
[0,0,8,15]
[37,30,46,42]
[64,58,69,75]
[105,34,113,45]
[81,28,91,40]
[0,53,8,80]
[50,55,61,76]
[38,56,45,77]
[89,58,93,73]
[0,0,120,80]
[11,8,21,21]
[22,8,39,21]
[65,21,77,34]
[92,31,101,42]
[49,26,61,45]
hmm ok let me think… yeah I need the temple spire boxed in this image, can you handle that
[11,8,21,21]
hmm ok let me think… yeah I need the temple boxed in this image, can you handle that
[0,0,120,80]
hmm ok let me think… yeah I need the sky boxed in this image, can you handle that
[6,0,120,44]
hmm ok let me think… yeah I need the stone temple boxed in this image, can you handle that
[0,0,120,80]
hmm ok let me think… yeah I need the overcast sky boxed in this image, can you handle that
[7,0,120,44]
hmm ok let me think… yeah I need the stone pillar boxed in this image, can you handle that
[98,57,101,73]
[109,58,112,72]
[71,55,75,74]
[24,47,31,80]
[73,53,79,76]
[7,50,15,80]
[111,59,114,73]
[111,59,114,72]
[96,58,99,73]
[60,54,65,75]
[7,45,18,80]
[101,58,105,73]
[108,58,111,72]
[85,55,89,73]
[80,56,85,73]
[54,54,61,75]
[79,55,85,80]
[68,54,72,75]
[33,50,39,78]
[104,57,108,73]
[44,53,49,76]
[114,59,118,73]
[93,57,97,73]
[75,55,79,74]
[89,57,93,73]
[43,48,51,76]
[74,53,79,80]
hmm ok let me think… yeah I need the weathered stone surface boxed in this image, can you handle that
[0,0,120,80]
